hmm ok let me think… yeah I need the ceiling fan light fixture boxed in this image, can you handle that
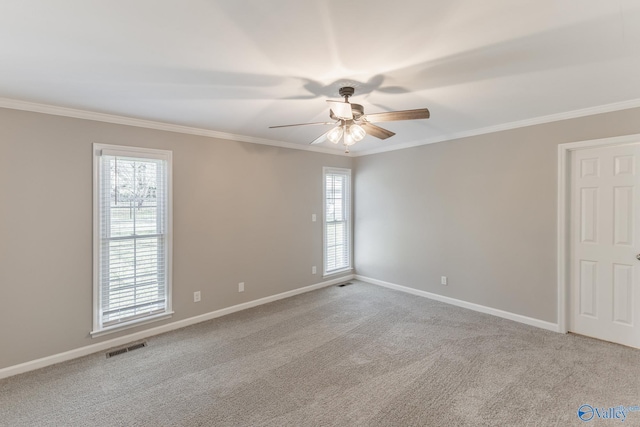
[268,86,430,151]
[327,126,343,143]
[348,124,366,142]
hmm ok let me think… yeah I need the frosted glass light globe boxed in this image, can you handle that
[327,126,343,143]
[349,124,366,142]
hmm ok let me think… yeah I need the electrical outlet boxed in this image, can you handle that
[441,276,448,286]
[238,282,245,292]
[193,291,201,302]
[312,213,317,222]
[312,266,317,275]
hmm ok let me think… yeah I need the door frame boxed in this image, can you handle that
[557,133,640,334]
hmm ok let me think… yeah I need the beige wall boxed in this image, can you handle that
[354,107,640,323]
[5,104,640,371]
[0,108,352,370]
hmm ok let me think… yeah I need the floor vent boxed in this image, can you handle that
[338,282,353,287]
[106,341,148,358]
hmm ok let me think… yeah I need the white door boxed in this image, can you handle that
[570,142,640,348]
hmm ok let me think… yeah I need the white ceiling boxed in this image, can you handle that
[2,0,640,155]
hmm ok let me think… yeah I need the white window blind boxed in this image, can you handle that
[93,144,172,335]
[324,167,352,275]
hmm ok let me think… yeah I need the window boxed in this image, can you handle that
[323,167,352,275]
[92,144,172,336]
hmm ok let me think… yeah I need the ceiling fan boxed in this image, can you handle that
[269,86,430,153]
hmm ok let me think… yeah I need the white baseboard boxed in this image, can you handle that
[355,275,560,333]
[0,275,353,380]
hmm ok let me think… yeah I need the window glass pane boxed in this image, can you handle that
[108,158,160,237]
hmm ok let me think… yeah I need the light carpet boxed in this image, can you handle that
[1,280,639,426]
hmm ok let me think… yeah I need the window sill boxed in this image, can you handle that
[323,267,353,278]
[91,311,174,338]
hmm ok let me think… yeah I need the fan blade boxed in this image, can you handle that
[364,108,430,123]
[361,123,395,140]
[326,101,353,120]
[310,130,329,145]
[269,121,335,129]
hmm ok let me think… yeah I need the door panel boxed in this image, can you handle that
[612,263,633,325]
[570,143,640,348]
[580,188,598,243]
[614,186,633,245]
[579,260,597,317]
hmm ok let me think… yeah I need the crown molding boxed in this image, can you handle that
[353,98,640,156]
[0,97,352,157]
[3,96,640,158]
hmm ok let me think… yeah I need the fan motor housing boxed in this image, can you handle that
[329,103,364,121]
[351,103,364,119]
[338,86,355,98]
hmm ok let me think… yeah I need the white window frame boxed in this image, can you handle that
[92,143,173,337]
[323,167,352,276]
